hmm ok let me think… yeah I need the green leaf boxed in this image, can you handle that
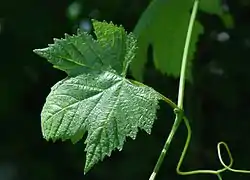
[199,0,223,15]
[34,20,161,173]
[130,0,226,82]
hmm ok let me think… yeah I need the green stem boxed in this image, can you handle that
[177,0,199,109]
[217,174,223,180]
[149,1,199,179]
[149,112,183,180]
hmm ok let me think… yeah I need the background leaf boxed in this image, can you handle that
[199,0,223,15]
[130,0,227,82]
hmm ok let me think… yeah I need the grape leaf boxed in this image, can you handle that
[33,20,162,173]
[130,0,226,82]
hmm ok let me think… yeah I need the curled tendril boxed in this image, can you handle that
[217,142,250,174]
[175,113,250,180]
[217,142,234,171]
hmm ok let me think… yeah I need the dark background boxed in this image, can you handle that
[0,0,250,179]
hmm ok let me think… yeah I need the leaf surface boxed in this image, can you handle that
[34,20,161,173]
[130,0,226,82]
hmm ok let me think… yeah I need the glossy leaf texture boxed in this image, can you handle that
[130,0,229,82]
[33,20,162,173]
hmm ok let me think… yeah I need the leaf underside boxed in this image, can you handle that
[130,0,226,82]
[34,20,162,173]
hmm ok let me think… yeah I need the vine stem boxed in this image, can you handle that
[149,1,199,179]
[177,0,199,109]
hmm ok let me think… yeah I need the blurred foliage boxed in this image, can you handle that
[130,0,232,82]
[1,0,250,180]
